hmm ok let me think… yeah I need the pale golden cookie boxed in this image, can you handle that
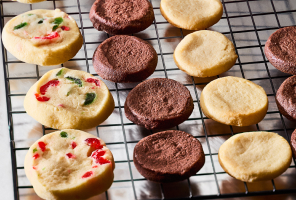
[174,30,237,77]
[160,0,223,30]
[14,0,45,3]
[218,131,292,182]
[200,76,268,126]
[24,68,115,130]
[24,129,115,200]
[2,9,83,66]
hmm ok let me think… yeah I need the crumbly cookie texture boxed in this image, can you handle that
[24,67,114,130]
[200,76,268,126]
[2,9,83,66]
[160,0,223,30]
[174,30,237,77]
[24,129,115,200]
[219,131,292,182]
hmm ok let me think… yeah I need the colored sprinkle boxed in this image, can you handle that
[52,25,59,31]
[56,69,63,76]
[66,153,75,158]
[33,148,37,153]
[91,149,106,164]
[60,131,68,138]
[58,104,65,107]
[38,19,44,24]
[32,166,37,170]
[82,171,93,179]
[33,153,40,159]
[38,141,46,152]
[33,31,59,40]
[14,22,28,30]
[84,93,96,106]
[42,167,45,170]
[92,165,98,168]
[85,78,100,87]
[40,79,59,95]
[61,26,70,31]
[53,17,63,25]
[98,157,110,165]
[28,14,34,16]
[71,137,76,140]
[65,76,82,87]
[35,93,50,102]
[85,138,103,150]
[71,141,77,149]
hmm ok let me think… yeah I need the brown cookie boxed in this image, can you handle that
[89,0,154,35]
[93,35,157,83]
[133,130,205,182]
[276,75,296,121]
[124,78,194,130]
[291,129,296,158]
[265,26,296,75]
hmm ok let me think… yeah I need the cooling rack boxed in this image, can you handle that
[1,0,296,199]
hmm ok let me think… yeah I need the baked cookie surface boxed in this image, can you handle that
[2,9,83,66]
[125,78,194,130]
[290,129,296,157]
[24,129,115,200]
[89,0,154,35]
[218,131,292,182]
[200,76,268,126]
[24,68,114,130]
[160,0,223,30]
[93,35,157,83]
[174,30,237,77]
[265,26,296,75]
[133,130,205,182]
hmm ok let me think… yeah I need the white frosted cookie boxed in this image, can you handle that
[2,9,83,66]
[219,131,292,182]
[14,0,45,3]
[174,30,238,77]
[24,129,115,200]
[160,0,223,30]
[200,76,268,126]
[24,68,115,130]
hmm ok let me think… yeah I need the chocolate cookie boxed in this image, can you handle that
[89,0,154,35]
[265,26,296,74]
[133,130,205,182]
[124,78,194,130]
[276,75,296,121]
[291,129,296,157]
[93,35,157,83]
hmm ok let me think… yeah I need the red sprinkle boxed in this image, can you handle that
[33,153,40,159]
[40,80,60,95]
[82,171,93,179]
[38,141,46,152]
[92,165,98,168]
[91,149,106,163]
[35,93,50,102]
[85,78,100,87]
[34,31,59,40]
[98,157,111,165]
[61,26,70,31]
[66,153,75,159]
[85,138,103,150]
[32,166,37,170]
[71,141,77,149]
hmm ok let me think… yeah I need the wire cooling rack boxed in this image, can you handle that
[2,0,296,199]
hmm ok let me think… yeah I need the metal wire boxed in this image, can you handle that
[2,0,296,199]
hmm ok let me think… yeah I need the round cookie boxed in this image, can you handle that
[2,9,83,66]
[160,0,223,30]
[24,129,115,200]
[290,129,296,157]
[218,131,292,182]
[24,68,115,130]
[265,26,296,75]
[124,78,194,130]
[93,35,158,83]
[133,130,205,182]
[200,76,268,126]
[275,75,296,121]
[14,0,45,3]
[174,30,238,77]
[89,0,154,35]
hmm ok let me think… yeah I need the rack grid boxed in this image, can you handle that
[1,0,296,199]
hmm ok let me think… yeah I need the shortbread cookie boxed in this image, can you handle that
[24,129,115,200]
[93,35,158,82]
[276,75,296,121]
[134,130,205,182]
[89,0,154,35]
[265,26,296,75]
[24,68,114,130]
[174,30,237,77]
[2,9,83,66]
[14,0,45,3]
[200,76,268,126]
[125,78,194,130]
[219,131,292,182]
[160,0,223,30]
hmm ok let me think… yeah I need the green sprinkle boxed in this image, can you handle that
[66,91,71,96]
[60,131,68,138]
[28,14,34,16]
[72,137,76,140]
[84,93,96,105]
[33,148,37,153]
[52,25,59,31]
[38,19,44,24]
[53,17,63,25]
[14,22,28,30]
[81,112,84,114]
[42,167,45,170]
[66,76,83,87]
[56,69,63,76]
